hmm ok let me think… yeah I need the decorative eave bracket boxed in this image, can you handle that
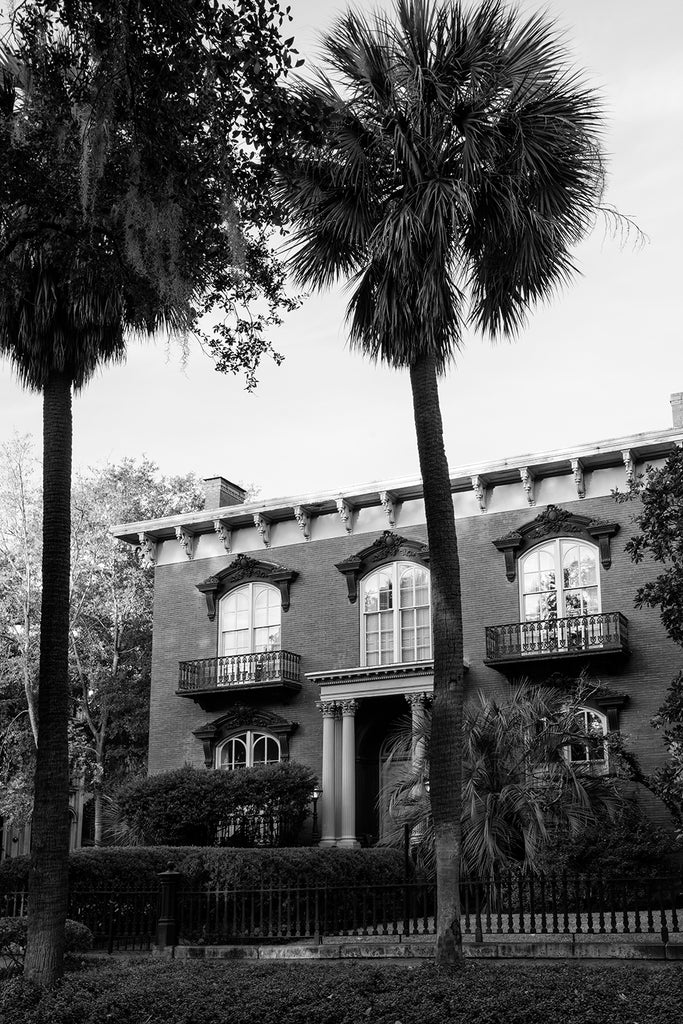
[137,532,157,568]
[196,554,298,620]
[293,505,311,541]
[520,467,535,506]
[336,498,353,534]
[471,474,487,513]
[379,490,397,528]
[571,458,585,499]
[335,531,429,604]
[492,504,620,582]
[214,519,232,553]
[175,526,196,560]
[253,513,271,547]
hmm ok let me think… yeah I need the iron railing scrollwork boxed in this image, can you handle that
[178,650,301,692]
[485,612,629,663]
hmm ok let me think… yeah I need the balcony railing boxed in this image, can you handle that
[484,612,629,666]
[177,650,301,695]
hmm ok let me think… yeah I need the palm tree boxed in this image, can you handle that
[276,0,607,965]
[380,685,622,880]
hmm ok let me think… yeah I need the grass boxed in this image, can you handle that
[2,957,682,1023]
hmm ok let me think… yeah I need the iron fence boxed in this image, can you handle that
[2,870,681,950]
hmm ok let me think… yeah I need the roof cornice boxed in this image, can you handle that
[111,426,683,544]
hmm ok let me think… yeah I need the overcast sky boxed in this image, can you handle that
[1,0,681,500]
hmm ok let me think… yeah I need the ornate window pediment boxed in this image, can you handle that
[492,505,619,582]
[197,554,298,620]
[193,705,298,768]
[335,531,429,604]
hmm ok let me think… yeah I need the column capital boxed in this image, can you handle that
[405,692,429,709]
[339,698,359,717]
[316,700,338,718]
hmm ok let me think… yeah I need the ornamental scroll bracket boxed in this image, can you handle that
[335,531,429,604]
[622,449,636,488]
[175,526,196,560]
[520,467,535,506]
[379,490,397,528]
[471,475,487,513]
[293,505,311,540]
[137,532,157,568]
[492,505,620,582]
[253,513,271,547]
[214,519,232,553]
[196,554,298,619]
[570,459,585,499]
[336,498,353,534]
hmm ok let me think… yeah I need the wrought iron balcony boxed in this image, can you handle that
[484,612,629,668]
[177,650,301,701]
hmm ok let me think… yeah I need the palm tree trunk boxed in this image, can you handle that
[24,370,72,986]
[409,352,464,968]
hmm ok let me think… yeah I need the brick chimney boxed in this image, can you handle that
[203,477,247,509]
[671,393,683,429]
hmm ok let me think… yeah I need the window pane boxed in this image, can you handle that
[222,735,248,770]
[254,625,280,652]
[252,733,280,765]
[378,575,393,610]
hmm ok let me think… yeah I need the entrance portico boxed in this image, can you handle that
[310,663,434,847]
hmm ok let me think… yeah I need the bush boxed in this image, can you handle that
[0,917,92,971]
[542,800,679,878]
[0,846,407,896]
[2,960,683,1024]
[114,763,317,846]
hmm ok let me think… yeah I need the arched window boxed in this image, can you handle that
[566,708,608,771]
[519,540,601,652]
[360,562,431,666]
[219,583,281,656]
[520,539,600,620]
[216,730,281,770]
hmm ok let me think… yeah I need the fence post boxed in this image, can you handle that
[156,862,181,951]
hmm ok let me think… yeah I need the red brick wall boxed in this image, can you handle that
[148,498,680,823]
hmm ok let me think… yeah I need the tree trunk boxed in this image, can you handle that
[24,371,72,986]
[409,353,464,968]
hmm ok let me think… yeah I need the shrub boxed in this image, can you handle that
[541,800,679,878]
[114,763,317,846]
[0,846,407,896]
[0,917,92,971]
[2,960,683,1024]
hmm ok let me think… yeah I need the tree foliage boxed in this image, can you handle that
[0,449,207,838]
[0,0,303,388]
[616,447,683,828]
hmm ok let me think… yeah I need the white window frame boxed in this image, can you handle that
[564,707,609,773]
[215,730,282,770]
[218,582,281,657]
[518,539,602,622]
[360,561,431,667]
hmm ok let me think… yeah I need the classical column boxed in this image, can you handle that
[405,692,429,767]
[316,701,338,847]
[339,699,360,848]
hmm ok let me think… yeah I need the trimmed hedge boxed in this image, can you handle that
[114,763,317,846]
[0,846,408,894]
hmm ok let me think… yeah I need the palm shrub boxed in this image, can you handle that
[381,685,622,880]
